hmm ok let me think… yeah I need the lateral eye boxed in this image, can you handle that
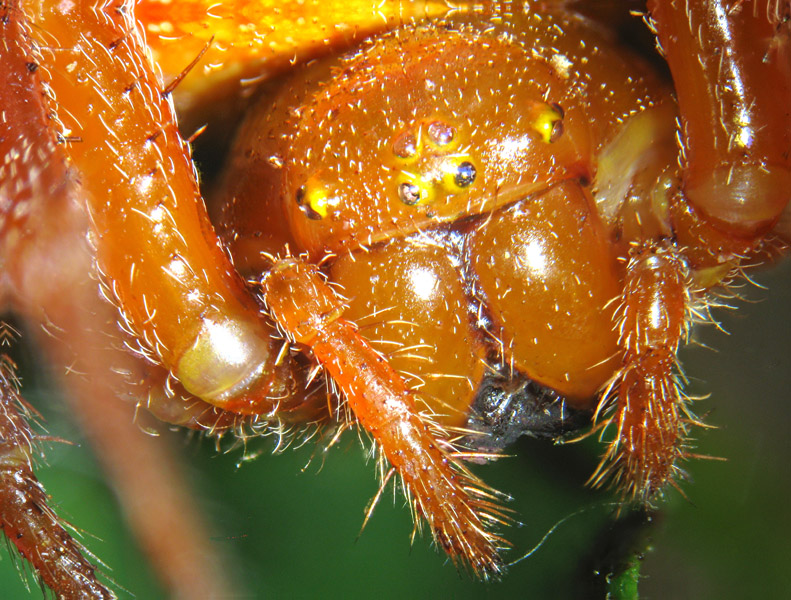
[296,183,339,219]
[529,102,565,144]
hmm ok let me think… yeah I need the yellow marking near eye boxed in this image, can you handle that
[530,103,565,144]
[308,189,338,218]
[298,184,339,219]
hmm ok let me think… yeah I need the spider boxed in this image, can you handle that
[1,0,790,597]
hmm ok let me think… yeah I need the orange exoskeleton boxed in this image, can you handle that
[0,0,789,596]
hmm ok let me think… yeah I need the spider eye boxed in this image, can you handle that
[529,102,565,144]
[392,131,418,159]
[427,120,455,146]
[398,180,434,206]
[454,161,476,188]
[296,183,338,219]
[398,182,421,205]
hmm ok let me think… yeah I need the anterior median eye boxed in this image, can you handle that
[397,178,434,206]
[454,160,476,188]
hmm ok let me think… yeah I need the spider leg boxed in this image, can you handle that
[0,351,117,598]
[649,0,791,250]
[18,0,307,416]
[1,7,108,594]
[591,243,697,503]
[260,259,510,578]
[136,0,455,133]
[0,3,239,595]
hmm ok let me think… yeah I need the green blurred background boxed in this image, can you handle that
[0,259,789,599]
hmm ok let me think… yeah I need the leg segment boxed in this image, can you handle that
[20,0,302,415]
[648,0,791,239]
[0,352,114,599]
[260,259,509,578]
[136,0,454,130]
[1,11,112,594]
[591,244,695,502]
[1,4,244,595]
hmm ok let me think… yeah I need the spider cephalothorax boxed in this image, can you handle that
[1,0,789,596]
